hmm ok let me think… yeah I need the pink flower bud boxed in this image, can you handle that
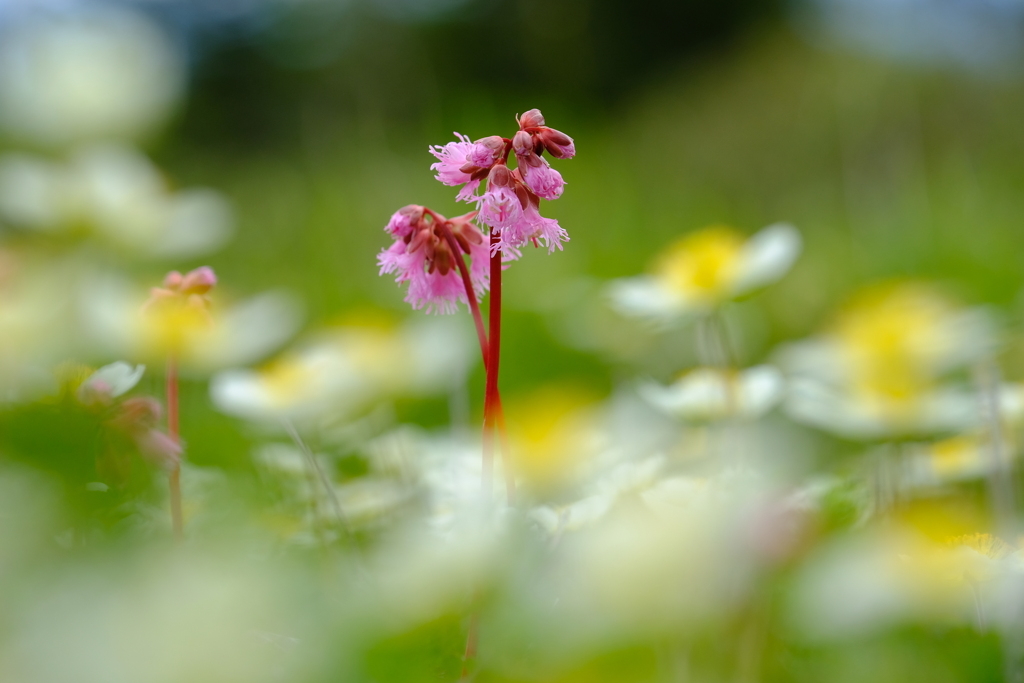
[385,205,423,238]
[181,266,217,295]
[512,130,534,156]
[467,136,505,168]
[163,271,184,289]
[134,429,181,471]
[109,396,163,431]
[537,127,575,159]
[518,109,545,129]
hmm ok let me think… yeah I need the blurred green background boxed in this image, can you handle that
[131,0,1024,464]
[6,0,1024,477]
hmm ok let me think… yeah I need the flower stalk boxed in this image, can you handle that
[166,355,183,541]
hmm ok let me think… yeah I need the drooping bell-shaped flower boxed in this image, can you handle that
[378,205,490,314]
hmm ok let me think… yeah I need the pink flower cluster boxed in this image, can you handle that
[378,205,490,314]
[380,108,574,314]
[428,108,574,258]
[143,266,217,317]
[78,375,181,472]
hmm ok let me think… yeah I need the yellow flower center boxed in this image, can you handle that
[140,295,213,357]
[258,356,316,407]
[832,283,955,413]
[653,226,745,304]
[508,386,598,490]
[945,533,1013,560]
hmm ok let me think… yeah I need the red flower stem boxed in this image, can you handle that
[437,221,515,502]
[437,222,489,368]
[481,230,504,496]
[166,356,183,542]
[460,613,479,680]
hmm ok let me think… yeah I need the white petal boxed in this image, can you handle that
[730,222,802,297]
[640,369,730,420]
[147,189,234,258]
[740,365,786,417]
[72,143,167,247]
[0,154,68,230]
[402,316,473,393]
[83,361,145,397]
[193,292,303,371]
[209,370,276,420]
[607,275,688,320]
[785,378,980,440]
[0,8,184,146]
[639,365,784,422]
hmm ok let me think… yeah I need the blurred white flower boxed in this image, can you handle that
[503,385,607,494]
[608,223,801,322]
[0,144,234,258]
[0,253,83,400]
[81,273,302,375]
[638,364,784,422]
[211,316,472,425]
[77,361,144,402]
[779,281,996,439]
[789,528,1024,641]
[0,7,184,146]
[0,553,311,683]
[903,423,1024,488]
[544,490,756,639]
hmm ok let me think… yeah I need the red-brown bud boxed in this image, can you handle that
[512,130,534,156]
[518,109,545,129]
[488,163,512,188]
[536,127,575,159]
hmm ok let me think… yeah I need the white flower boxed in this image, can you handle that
[638,364,784,422]
[778,281,996,439]
[0,7,184,146]
[0,255,84,401]
[0,145,233,258]
[211,337,368,424]
[210,317,473,425]
[81,274,302,375]
[608,223,801,322]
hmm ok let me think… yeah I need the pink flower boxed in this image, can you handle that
[135,429,182,471]
[476,164,523,231]
[494,201,568,257]
[429,133,475,186]
[518,153,564,200]
[467,135,505,169]
[429,133,486,201]
[378,209,490,314]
